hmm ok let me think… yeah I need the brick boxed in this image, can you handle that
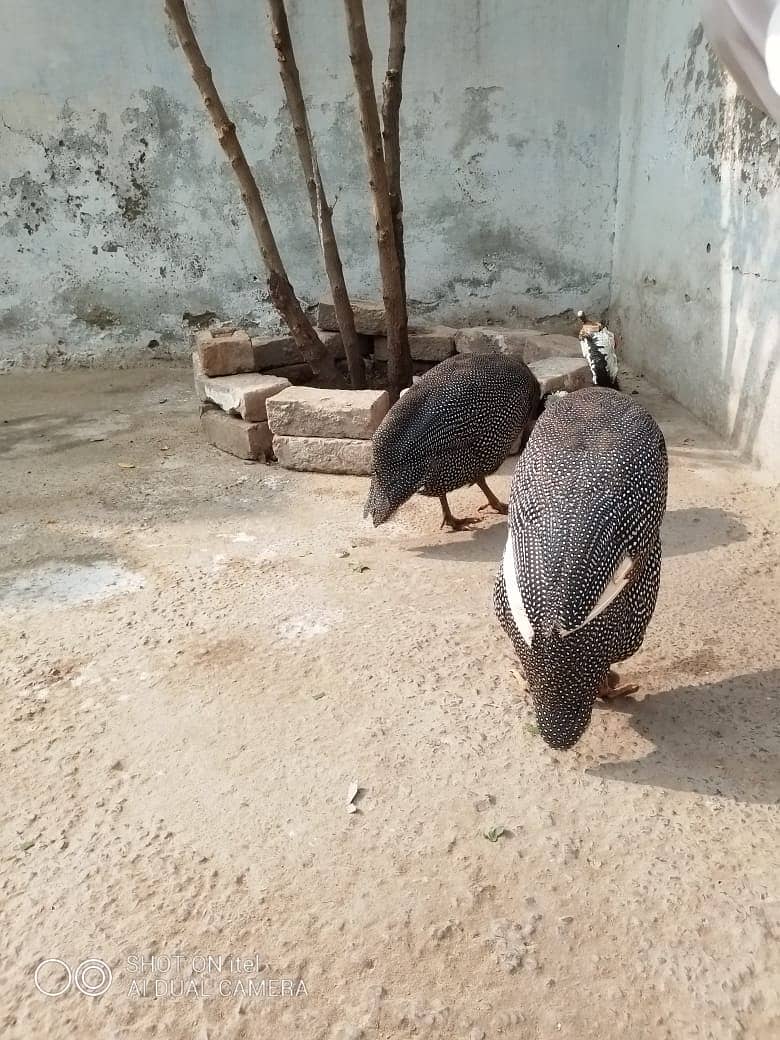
[196,329,254,377]
[200,409,273,461]
[266,387,389,440]
[250,335,302,369]
[192,351,206,400]
[317,295,386,335]
[454,326,582,363]
[529,357,592,395]
[527,334,582,360]
[375,325,456,362]
[273,435,373,475]
[453,326,539,357]
[264,363,313,384]
[202,373,291,421]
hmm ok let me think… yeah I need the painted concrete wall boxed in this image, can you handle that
[612,1,780,475]
[0,0,626,367]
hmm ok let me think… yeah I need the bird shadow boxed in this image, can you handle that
[407,506,748,565]
[408,517,508,563]
[589,668,780,805]
[662,506,749,557]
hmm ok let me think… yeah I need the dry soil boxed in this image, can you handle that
[0,367,778,1040]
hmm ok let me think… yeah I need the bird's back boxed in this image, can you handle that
[508,388,667,636]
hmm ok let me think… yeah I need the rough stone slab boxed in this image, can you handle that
[375,326,456,362]
[192,351,206,400]
[266,387,389,440]
[202,373,291,421]
[264,363,314,384]
[273,435,373,475]
[453,326,539,357]
[529,357,592,395]
[196,329,254,377]
[200,409,273,461]
[251,335,302,369]
[317,296,386,335]
[454,326,582,363]
[528,334,582,360]
[251,331,349,370]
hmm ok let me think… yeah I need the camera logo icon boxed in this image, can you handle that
[34,958,112,997]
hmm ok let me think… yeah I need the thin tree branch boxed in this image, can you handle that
[164,0,337,382]
[381,0,407,288]
[343,0,411,401]
[266,0,366,388]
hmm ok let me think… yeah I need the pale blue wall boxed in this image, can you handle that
[0,0,627,367]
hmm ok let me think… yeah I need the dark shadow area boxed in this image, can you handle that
[662,506,750,557]
[408,505,749,564]
[590,669,780,805]
[408,517,507,563]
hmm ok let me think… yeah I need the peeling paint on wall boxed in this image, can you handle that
[0,0,627,368]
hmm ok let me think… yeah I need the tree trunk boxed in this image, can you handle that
[343,0,411,401]
[164,0,338,384]
[381,0,407,289]
[266,0,366,389]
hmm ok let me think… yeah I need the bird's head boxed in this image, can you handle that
[525,630,607,749]
[363,464,423,526]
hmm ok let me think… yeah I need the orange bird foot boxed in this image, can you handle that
[598,669,640,700]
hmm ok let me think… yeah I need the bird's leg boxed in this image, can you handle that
[476,477,508,515]
[439,494,481,532]
[598,668,640,700]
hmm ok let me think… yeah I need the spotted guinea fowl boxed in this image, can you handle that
[364,353,541,531]
[494,387,667,749]
[578,310,620,389]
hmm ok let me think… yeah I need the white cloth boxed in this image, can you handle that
[701,0,780,122]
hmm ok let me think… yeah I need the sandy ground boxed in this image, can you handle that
[0,366,778,1040]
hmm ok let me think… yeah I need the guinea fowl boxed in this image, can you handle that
[578,310,620,389]
[364,353,541,531]
[494,387,667,749]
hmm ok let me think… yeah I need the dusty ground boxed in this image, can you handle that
[0,366,778,1040]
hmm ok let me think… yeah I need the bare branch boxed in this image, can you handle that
[164,0,337,382]
[381,0,407,288]
[266,0,366,388]
[343,0,411,400]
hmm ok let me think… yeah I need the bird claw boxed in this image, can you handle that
[478,501,509,515]
[440,514,482,532]
[598,670,639,700]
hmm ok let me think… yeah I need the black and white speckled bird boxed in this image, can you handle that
[364,354,541,531]
[494,387,668,749]
[578,310,620,389]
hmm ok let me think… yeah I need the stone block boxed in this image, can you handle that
[202,373,291,421]
[196,329,254,377]
[264,363,314,384]
[375,326,456,362]
[200,409,273,461]
[192,351,206,400]
[273,435,373,475]
[251,335,301,369]
[529,357,592,395]
[317,296,386,335]
[453,326,539,357]
[266,387,389,440]
[454,326,583,363]
[527,334,582,360]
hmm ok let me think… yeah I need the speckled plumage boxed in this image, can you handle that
[364,354,541,527]
[494,387,668,749]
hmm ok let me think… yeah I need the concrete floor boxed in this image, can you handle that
[0,367,778,1040]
